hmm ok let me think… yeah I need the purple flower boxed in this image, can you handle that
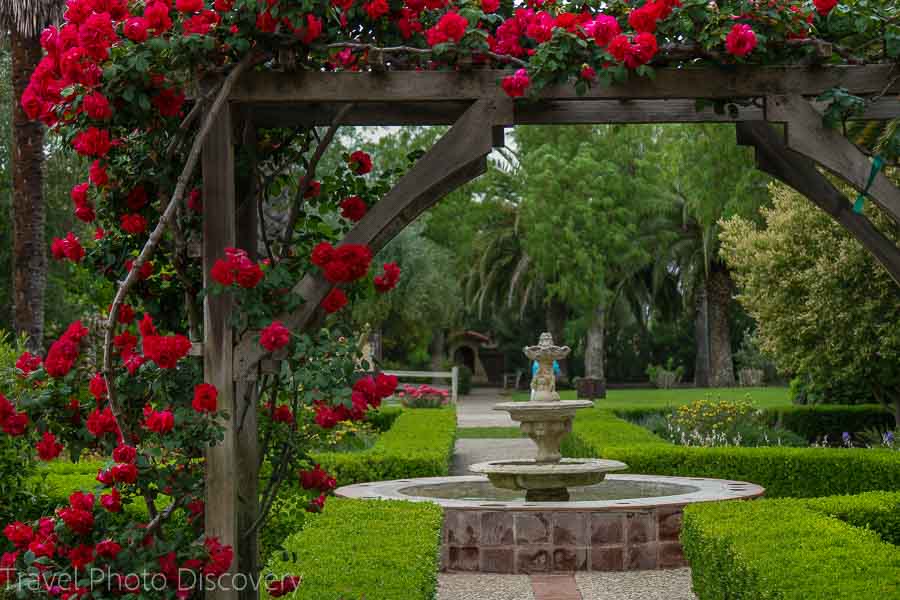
[842,431,851,446]
[884,431,895,445]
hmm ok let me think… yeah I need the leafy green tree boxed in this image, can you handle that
[658,124,769,386]
[720,184,900,425]
[518,125,672,382]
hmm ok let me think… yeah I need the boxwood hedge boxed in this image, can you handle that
[263,498,443,600]
[313,408,456,485]
[682,498,900,600]
[803,490,900,544]
[563,408,900,497]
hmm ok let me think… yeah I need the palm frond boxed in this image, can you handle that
[0,0,64,38]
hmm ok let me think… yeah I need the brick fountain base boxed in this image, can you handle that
[336,474,764,574]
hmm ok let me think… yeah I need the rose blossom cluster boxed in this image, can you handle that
[313,372,398,429]
[298,464,337,513]
[210,247,266,289]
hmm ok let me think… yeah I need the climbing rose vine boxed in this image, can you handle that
[5,0,896,596]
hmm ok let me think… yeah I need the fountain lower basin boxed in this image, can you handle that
[336,474,765,573]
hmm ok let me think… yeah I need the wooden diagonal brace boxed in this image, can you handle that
[233,98,511,380]
[765,95,900,226]
[737,121,900,287]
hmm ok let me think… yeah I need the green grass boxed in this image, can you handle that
[514,386,792,410]
[456,427,524,438]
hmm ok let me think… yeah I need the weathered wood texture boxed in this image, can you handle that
[202,103,239,600]
[233,98,507,379]
[737,121,900,286]
[232,65,900,104]
[248,98,900,128]
[766,95,900,226]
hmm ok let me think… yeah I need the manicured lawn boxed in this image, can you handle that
[457,426,524,438]
[513,386,792,409]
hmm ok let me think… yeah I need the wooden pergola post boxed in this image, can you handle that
[202,100,239,600]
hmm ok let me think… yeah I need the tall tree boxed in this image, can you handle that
[1,0,62,350]
[518,125,671,383]
[660,124,769,386]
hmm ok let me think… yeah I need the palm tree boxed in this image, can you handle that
[1,0,62,350]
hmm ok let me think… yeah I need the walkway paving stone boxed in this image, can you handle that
[451,438,536,476]
[531,574,582,600]
[457,387,518,428]
[438,574,535,600]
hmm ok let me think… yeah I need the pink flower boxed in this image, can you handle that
[260,321,291,352]
[501,69,530,98]
[725,24,757,57]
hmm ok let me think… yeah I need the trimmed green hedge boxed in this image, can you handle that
[314,408,456,485]
[683,498,900,600]
[803,490,900,544]
[263,498,443,600]
[763,404,895,442]
[563,408,900,497]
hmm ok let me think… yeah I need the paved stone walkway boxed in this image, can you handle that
[441,389,698,600]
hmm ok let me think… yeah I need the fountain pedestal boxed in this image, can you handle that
[470,333,627,501]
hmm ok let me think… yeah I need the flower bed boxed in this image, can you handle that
[682,494,900,600]
[263,498,443,600]
[397,384,450,408]
[313,408,456,485]
[563,409,900,497]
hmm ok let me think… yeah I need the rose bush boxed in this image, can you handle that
[6,0,897,596]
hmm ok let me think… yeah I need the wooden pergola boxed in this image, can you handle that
[199,64,900,598]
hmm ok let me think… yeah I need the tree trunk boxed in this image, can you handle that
[545,298,568,379]
[693,279,711,387]
[430,328,445,386]
[584,304,605,381]
[707,265,735,387]
[11,31,47,352]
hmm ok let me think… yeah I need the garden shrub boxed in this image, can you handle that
[802,491,900,545]
[365,405,403,432]
[263,498,443,600]
[564,409,900,497]
[314,408,456,485]
[763,404,895,442]
[682,499,900,600]
[455,364,473,395]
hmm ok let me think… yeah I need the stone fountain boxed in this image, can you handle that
[469,333,627,501]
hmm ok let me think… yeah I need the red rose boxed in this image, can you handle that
[111,462,138,484]
[203,538,233,577]
[113,444,137,464]
[340,195,367,221]
[143,405,175,434]
[256,10,277,32]
[374,261,401,293]
[96,540,122,559]
[68,544,95,569]
[364,0,389,19]
[627,2,659,33]
[101,488,122,513]
[120,213,148,235]
[303,180,321,198]
[813,0,838,15]
[295,13,322,44]
[375,372,399,398]
[82,91,112,120]
[138,313,156,338]
[214,0,233,11]
[725,24,757,57]
[124,16,149,41]
[1,412,28,436]
[192,383,218,413]
[501,69,530,98]
[88,161,108,188]
[481,0,498,12]
[299,464,336,491]
[270,404,294,423]
[15,352,42,376]
[310,242,334,267]
[59,507,94,535]
[321,288,348,313]
[211,259,235,286]
[268,576,301,598]
[347,150,373,174]
[89,372,108,400]
[143,334,192,368]
[235,261,264,289]
[78,12,117,61]
[144,1,173,34]
[188,188,203,212]
[36,431,64,461]
[87,407,118,438]
[3,523,33,548]
[152,87,185,117]
[126,259,154,280]
[127,186,149,210]
[260,321,291,352]
[306,493,326,513]
[116,303,136,324]
[72,127,112,157]
[176,0,203,12]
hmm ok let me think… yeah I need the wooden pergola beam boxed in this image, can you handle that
[737,121,900,286]
[246,98,900,128]
[232,98,509,380]
[766,95,900,226]
[231,65,899,104]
